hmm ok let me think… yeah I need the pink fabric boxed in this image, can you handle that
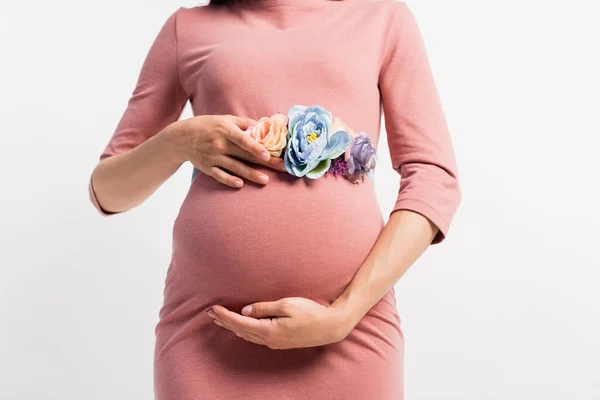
[89,0,460,398]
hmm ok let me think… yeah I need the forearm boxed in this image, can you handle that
[90,121,187,214]
[331,209,438,329]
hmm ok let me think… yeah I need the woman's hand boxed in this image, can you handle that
[206,297,356,349]
[170,114,288,188]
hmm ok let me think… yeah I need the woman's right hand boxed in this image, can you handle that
[171,114,288,188]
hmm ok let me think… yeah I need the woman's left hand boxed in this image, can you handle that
[206,297,355,349]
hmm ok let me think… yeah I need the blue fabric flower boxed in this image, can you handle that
[283,105,352,179]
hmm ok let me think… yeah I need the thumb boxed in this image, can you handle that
[241,300,288,318]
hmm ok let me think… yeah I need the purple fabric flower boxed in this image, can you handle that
[343,132,378,183]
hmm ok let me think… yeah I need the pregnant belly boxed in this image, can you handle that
[161,164,385,317]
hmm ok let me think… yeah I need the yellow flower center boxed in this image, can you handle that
[307,132,318,143]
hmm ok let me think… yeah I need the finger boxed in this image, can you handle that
[265,155,288,172]
[227,147,288,173]
[213,318,242,336]
[214,319,267,345]
[208,166,244,188]
[242,299,290,319]
[227,115,259,131]
[221,119,271,162]
[241,334,268,346]
[212,305,269,337]
[216,155,269,185]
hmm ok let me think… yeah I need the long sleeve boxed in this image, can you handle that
[88,8,189,216]
[378,1,461,244]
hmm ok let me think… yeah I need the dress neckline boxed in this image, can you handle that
[233,0,343,9]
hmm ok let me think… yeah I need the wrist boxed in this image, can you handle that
[328,296,364,340]
[159,120,191,165]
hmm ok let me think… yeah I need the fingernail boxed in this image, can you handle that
[234,180,243,188]
[261,151,270,161]
[242,305,252,314]
[258,175,268,184]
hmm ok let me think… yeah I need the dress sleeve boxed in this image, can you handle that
[378,1,462,244]
[88,8,189,216]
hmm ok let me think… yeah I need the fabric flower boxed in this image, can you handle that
[245,113,288,157]
[344,132,378,184]
[284,105,353,179]
[327,156,348,177]
[330,116,357,161]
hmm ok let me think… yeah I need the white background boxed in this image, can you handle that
[1,0,599,399]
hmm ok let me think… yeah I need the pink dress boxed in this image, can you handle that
[88,0,461,398]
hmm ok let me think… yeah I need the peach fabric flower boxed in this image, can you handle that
[245,113,288,157]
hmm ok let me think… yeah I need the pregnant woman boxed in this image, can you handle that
[88,0,461,398]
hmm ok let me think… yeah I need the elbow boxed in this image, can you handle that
[424,183,461,245]
[391,163,462,244]
[450,177,463,218]
[88,167,122,217]
[434,170,462,243]
[431,170,462,244]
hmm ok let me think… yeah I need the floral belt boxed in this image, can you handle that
[191,104,378,184]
